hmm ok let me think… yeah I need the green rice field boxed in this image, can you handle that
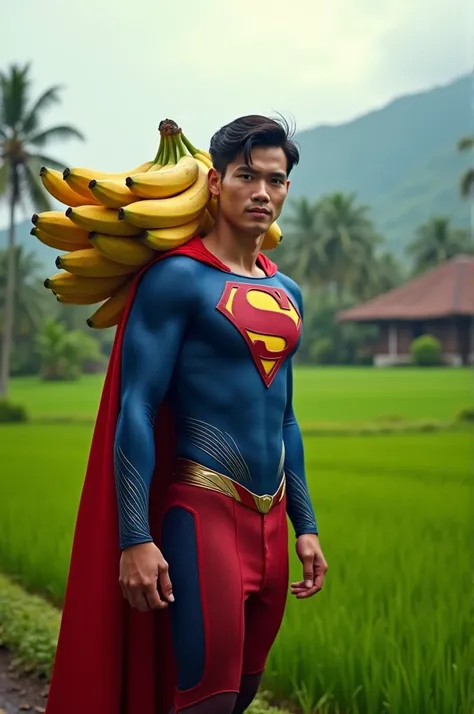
[1,367,472,714]
[9,365,472,423]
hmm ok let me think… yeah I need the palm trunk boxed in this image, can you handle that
[334,280,344,365]
[0,192,17,397]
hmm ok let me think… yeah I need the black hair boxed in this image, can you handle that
[209,114,299,177]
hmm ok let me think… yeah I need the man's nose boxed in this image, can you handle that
[252,180,270,202]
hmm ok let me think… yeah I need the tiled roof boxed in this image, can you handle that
[338,255,474,321]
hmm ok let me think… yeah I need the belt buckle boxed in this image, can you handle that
[253,493,274,514]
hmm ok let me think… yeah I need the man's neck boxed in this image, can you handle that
[201,218,266,278]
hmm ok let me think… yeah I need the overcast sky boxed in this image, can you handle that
[1,0,472,228]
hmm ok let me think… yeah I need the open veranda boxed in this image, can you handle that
[0,366,471,714]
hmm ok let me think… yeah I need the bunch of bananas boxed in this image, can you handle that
[34,119,283,329]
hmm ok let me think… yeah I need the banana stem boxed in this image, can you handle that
[168,135,177,164]
[161,136,170,165]
[181,133,199,157]
[175,133,187,160]
[154,135,165,164]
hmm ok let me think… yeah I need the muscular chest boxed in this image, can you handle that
[188,278,302,387]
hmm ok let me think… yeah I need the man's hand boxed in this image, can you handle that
[119,542,174,612]
[291,534,328,599]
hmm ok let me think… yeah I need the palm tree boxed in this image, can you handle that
[0,245,49,375]
[406,216,471,275]
[349,248,404,302]
[0,62,84,396]
[457,135,474,198]
[317,192,379,306]
[279,197,325,288]
[371,252,405,294]
[0,245,47,334]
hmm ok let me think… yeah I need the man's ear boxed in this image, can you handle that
[208,167,221,198]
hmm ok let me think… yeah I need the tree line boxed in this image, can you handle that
[1,63,473,394]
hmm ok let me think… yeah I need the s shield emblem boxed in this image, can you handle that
[216,283,302,387]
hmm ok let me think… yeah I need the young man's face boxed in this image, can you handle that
[209,145,290,235]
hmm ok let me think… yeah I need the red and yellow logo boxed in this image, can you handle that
[216,282,302,387]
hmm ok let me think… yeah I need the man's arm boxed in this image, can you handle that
[114,257,196,550]
[283,360,328,599]
[281,280,328,598]
[282,361,318,537]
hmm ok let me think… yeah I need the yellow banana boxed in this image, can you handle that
[198,210,214,235]
[142,218,201,250]
[63,161,154,200]
[44,271,128,297]
[195,152,212,169]
[32,211,89,244]
[39,167,98,207]
[56,290,116,305]
[86,280,133,329]
[89,233,155,267]
[180,133,211,164]
[261,221,282,251]
[88,178,138,209]
[126,156,199,200]
[120,163,210,230]
[207,196,218,219]
[66,206,142,236]
[31,226,87,253]
[145,163,163,173]
[56,248,136,278]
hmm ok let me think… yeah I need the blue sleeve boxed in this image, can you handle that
[113,257,196,550]
[280,279,318,537]
[283,363,319,537]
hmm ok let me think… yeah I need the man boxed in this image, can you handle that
[44,115,327,714]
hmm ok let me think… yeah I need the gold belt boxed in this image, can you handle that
[173,458,286,515]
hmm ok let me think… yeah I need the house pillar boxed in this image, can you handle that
[388,323,398,357]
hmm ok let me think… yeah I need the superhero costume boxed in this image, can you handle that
[44,236,318,714]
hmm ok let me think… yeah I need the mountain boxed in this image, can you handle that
[287,73,472,255]
[1,73,472,268]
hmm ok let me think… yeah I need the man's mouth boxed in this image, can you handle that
[248,208,271,215]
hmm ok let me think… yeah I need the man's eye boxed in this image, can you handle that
[240,174,252,180]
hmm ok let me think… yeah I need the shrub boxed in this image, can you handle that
[457,407,474,422]
[0,398,28,423]
[410,335,442,366]
[35,318,106,381]
[0,574,60,678]
[309,337,334,364]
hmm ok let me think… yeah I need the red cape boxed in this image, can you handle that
[45,237,277,714]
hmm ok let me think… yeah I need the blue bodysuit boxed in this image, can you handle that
[114,252,318,549]
[112,247,319,709]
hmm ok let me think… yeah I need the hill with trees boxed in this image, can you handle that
[285,73,471,254]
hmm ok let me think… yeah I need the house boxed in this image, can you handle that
[337,255,474,366]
